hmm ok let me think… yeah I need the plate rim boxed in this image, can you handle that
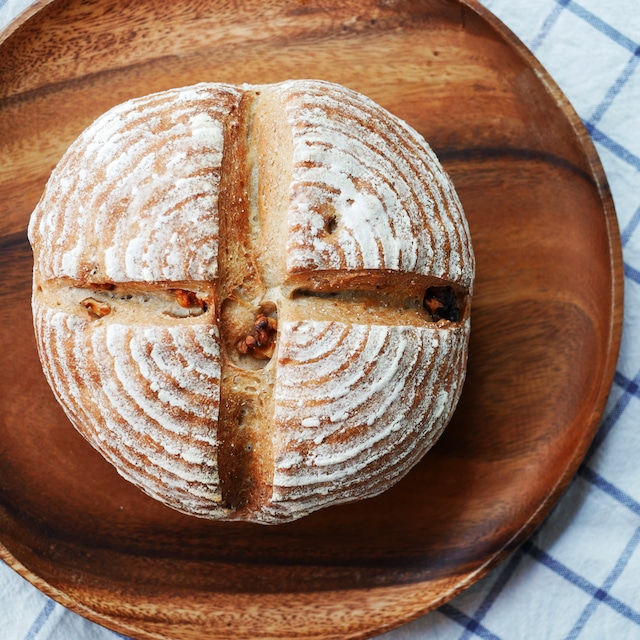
[0,0,625,637]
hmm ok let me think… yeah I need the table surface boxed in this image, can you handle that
[1,1,639,639]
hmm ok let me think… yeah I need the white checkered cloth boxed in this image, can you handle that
[1,0,639,638]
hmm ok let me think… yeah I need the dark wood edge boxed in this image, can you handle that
[0,0,56,44]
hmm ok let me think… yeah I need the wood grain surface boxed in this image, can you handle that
[0,0,623,639]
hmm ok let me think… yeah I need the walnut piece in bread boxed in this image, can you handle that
[28,80,474,524]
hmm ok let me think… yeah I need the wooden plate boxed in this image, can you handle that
[0,0,623,638]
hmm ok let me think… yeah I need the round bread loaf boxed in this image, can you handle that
[28,80,474,524]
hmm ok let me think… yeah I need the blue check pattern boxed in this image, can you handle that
[1,0,639,638]
[384,1,640,639]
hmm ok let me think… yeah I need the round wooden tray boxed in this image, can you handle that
[0,1,623,638]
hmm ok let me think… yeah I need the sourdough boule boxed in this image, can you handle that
[28,80,474,524]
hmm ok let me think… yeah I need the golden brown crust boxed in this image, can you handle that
[29,80,475,524]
